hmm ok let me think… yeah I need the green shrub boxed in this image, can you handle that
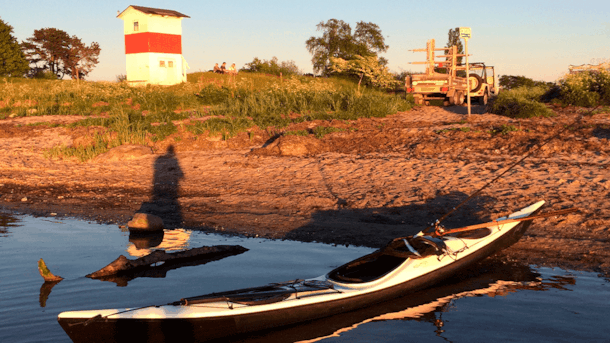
[313,126,345,139]
[489,86,554,118]
[491,124,519,135]
[240,57,301,76]
[559,71,610,107]
[33,70,60,80]
[499,75,552,90]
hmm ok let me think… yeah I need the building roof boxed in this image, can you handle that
[117,5,190,18]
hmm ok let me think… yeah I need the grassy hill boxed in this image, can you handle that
[0,72,412,160]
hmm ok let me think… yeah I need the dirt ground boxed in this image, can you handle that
[1,104,609,277]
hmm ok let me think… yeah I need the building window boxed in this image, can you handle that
[160,61,165,67]
[168,61,174,68]
[133,21,139,32]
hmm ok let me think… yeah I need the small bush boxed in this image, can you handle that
[559,71,610,107]
[491,124,519,135]
[240,57,301,76]
[32,70,59,80]
[499,75,552,90]
[313,126,345,139]
[489,86,554,118]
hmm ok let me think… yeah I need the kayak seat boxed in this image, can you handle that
[328,254,406,284]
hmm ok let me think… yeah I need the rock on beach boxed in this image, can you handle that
[127,213,164,232]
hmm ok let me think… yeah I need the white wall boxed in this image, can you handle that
[126,53,186,85]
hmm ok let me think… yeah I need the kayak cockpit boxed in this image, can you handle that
[328,236,448,284]
[328,254,406,283]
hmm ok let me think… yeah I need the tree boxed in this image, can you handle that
[21,28,100,79]
[305,19,388,75]
[0,18,29,77]
[446,28,464,65]
[22,28,70,78]
[63,37,100,80]
[330,55,398,91]
[436,28,464,74]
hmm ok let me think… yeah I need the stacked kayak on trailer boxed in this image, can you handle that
[57,201,559,343]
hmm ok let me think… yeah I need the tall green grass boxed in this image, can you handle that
[2,73,412,160]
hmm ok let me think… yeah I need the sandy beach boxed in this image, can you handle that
[1,104,609,276]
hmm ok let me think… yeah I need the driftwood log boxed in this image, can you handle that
[86,245,248,279]
[38,258,63,282]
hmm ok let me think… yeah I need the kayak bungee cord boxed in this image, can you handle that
[70,279,342,326]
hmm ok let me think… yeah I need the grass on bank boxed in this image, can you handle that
[1,73,412,161]
[490,70,610,118]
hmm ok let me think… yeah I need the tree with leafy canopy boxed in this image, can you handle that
[21,28,100,79]
[305,19,388,76]
[436,27,465,74]
[330,55,398,91]
[0,18,29,77]
[63,37,100,80]
[22,28,70,78]
[446,28,464,65]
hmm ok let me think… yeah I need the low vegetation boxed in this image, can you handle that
[489,85,555,118]
[1,72,412,161]
[491,71,610,118]
[558,71,610,108]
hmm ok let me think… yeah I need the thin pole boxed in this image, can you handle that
[465,37,471,117]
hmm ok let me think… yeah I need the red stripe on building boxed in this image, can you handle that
[125,32,182,54]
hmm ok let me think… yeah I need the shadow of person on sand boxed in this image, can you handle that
[137,145,184,229]
[284,191,495,249]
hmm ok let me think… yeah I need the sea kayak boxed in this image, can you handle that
[58,200,545,343]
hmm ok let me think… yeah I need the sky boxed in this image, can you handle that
[2,0,609,82]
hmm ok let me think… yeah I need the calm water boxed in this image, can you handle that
[0,212,608,343]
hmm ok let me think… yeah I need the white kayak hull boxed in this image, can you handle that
[58,201,545,342]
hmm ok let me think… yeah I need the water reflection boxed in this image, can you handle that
[39,280,61,307]
[94,229,242,286]
[126,229,192,257]
[1,212,606,343]
[129,231,164,250]
[218,259,573,343]
[0,212,20,237]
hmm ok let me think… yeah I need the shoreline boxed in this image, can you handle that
[1,105,609,277]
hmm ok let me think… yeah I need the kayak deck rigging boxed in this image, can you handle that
[176,279,341,307]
